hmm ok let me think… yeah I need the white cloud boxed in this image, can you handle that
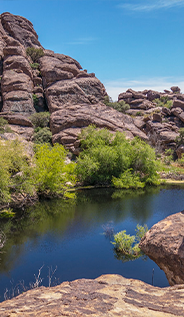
[118,0,184,12]
[67,37,97,45]
[104,77,184,100]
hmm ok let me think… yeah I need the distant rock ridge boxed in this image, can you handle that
[0,12,184,155]
[118,86,184,154]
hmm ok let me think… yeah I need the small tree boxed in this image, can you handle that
[26,47,44,63]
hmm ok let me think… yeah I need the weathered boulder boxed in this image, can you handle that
[173,99,184,110]
[0,274,184,316]
[50,103,148,153]
[176,145,184,159]
[140,211,184,286]
[0,113,33,127]
[171,107,184,123]
[147,90,160,101]
[171,86,181,93]
[1,12,41,48]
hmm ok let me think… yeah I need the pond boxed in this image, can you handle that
[0,186,184,301]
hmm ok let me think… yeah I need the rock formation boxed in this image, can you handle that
[0,274,184,316]
[118,87,184,153]
[139,211,184,286]
[0,12,183,155]
[0,12,149,153]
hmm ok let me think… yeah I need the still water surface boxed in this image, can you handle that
[0,186,184,301]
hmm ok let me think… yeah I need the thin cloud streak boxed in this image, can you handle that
[118,0,184,12]
[67,37,97,45]
[104,77,184,100]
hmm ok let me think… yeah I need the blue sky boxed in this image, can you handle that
[1,0,184,99]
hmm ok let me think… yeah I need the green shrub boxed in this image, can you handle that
[32,94,39,110]
[104,96,130,113]
[153,96,173,109]
[33,127,52,144]
[176,128,184,146]
[30,63,40,69]
[178,154,184,167]
[30,112,50,128]
[76,126,160,187]
[0,140,35,203]
[26,47,44,63]
[111,224,148,261]
[34,143,76,195]
[0,117,12,134]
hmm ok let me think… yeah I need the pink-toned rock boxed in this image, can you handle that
[170,86,181,93]
[2,70,33,93]
[118,92,133,103]
[3,55,33,79]
[0,274,184,317]
[45,77,106,113]
[0,113,33,127]
[147,90,160,101]
[173,99,184,111]
[140,211,184,286]
[50,103,148,152]
[171,107,184,123]
[176,145,184,159]
[153,113,162,122]
[1,12,41,48]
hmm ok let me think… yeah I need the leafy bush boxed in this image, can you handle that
[104,96,130,113]
[176,128,184,146]
[30,112,50,128]
[177,154,184,167]
[153,96,173,109]
[0,140,35,203]
[164,148,173,165]
[111,224,148,261]
[34,143,76,195]
[76,125,160,187]
[26,47,44,63]
[33,127,52,144]
[30,63,40,69]
[0,117,12,134]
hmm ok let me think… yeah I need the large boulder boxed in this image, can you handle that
[140,211,184,286]
[50,103,148,153]
[1,12,41,48]
[0,274,184,316]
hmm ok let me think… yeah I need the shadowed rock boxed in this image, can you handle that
[140,211,184,286]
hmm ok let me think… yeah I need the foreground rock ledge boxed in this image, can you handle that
[0,274,184,316]
[140,211,184,286]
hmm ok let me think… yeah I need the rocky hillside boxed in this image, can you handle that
[118,87,184,157]
[0,12,184,157]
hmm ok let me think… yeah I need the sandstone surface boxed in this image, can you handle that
[140,211,184,286]
[0,274,184,316]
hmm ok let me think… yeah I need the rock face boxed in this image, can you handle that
[119,88,184,154]
[0,274,184,317]
[0,12,149,153]
[139,211,184,286]
[0,11,183,155]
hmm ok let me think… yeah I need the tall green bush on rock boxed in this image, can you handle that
[34,143,76,196]
[0,140,35,203]
[76,126,159,187]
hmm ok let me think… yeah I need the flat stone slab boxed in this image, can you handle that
[0,274,184,316]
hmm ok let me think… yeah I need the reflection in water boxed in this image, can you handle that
[0,186,184,301]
